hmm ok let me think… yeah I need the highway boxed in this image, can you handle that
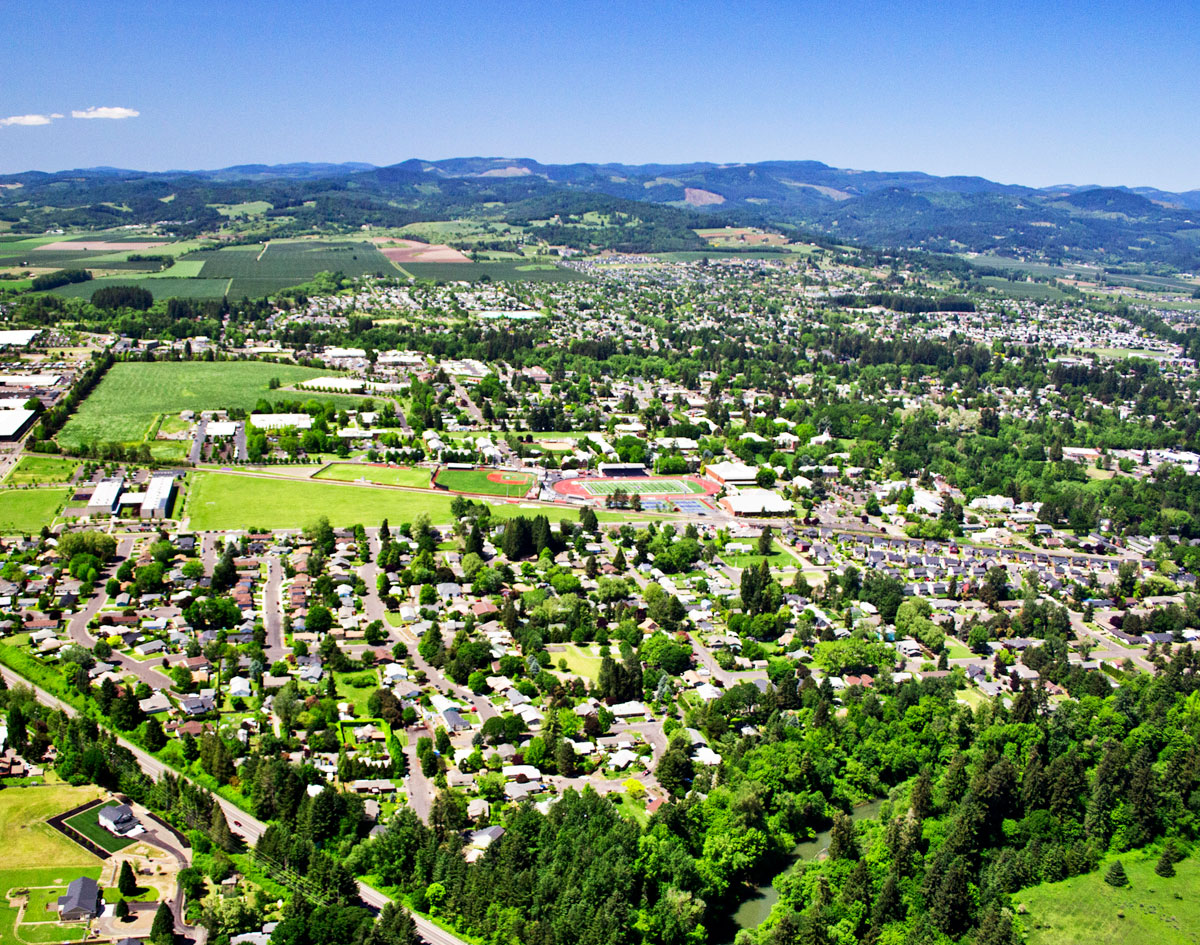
[0,662,468,945]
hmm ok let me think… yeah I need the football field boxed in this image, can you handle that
[580,478,707,497]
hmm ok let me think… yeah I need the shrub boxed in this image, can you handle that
[1104,860,1129,887]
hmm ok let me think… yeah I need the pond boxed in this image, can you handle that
[720,798,885,941]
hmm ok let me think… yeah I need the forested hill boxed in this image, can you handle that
[4,156,1200,266]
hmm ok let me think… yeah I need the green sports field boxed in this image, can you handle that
[314,463,432,489]
[58,361,335,449]
[580,478,705,496]
[184,471,456,529]
[0,489,71,533]
[436,468,535,495]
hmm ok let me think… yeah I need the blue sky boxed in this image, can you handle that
[2,0,1197,190]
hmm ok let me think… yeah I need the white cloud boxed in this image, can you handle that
[0,113,59,127]
[71,106,139,120]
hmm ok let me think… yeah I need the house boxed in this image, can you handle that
[98,803,143,837]
[228,676,253,699]
[57,876,101,920]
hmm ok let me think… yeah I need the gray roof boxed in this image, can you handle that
[58,876,100,917]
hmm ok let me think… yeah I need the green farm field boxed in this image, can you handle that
[1019,852,1200,945]
[0,489,71,533]
[190,239,395,296]
[435,467,535,495]
[5,456,78,485]
[401,261,585,283]
[50,277,231,300]
[184,471,456,529]
[314,463,432,488]
[58,361,334,448]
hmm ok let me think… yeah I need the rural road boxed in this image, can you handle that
[0,663,468,945]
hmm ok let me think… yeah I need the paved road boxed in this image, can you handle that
[233,421,247,462]
[65,537,175,690]
[263,555,285,661]
[0,662,467,945]
[188,419,207,465]
[451,380,484,425]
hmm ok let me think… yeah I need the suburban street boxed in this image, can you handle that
[0,663,469,945]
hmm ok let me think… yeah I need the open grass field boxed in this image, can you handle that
[314,463,432,489]
[0,489,71,533]
[435,467,534,495]
[720,539,795,569]
[580,478,705,496]
[63,803,135,854]
[184,471,456,529]
[5,456,78,486]
[0,785,105,870]
[555,644,604,681]
[58,361,333,448]
[401,261,585,283]
[1018,851,1200,945]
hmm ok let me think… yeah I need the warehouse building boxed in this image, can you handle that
[86,478,124,516]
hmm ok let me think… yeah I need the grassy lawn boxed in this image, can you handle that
[0,489,71,533]
[184,471,456,529]
[556,644,604,681]
[609,792,650,827]
[1018,851,1200,944]
[332,671,381,716]
[315,463,432,489]
[63,802,136,854]
[5,456,78,486]
[435,467,535,496]
[58,361,338,449]
[944,642,973,659]
[721,540,794,569]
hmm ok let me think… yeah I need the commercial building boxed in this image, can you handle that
[249,413,313,431]
[86,478,124,516]
[704,461,759,487]
[140,473,177,519]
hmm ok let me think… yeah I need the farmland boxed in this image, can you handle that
[50,277,231,301]
[58,361,335,449]
[189,239,396,296]
[184,471,457,529]
[401,261,585,283]
[434,467,535,495]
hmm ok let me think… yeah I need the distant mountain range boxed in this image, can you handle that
[4,157,1200,267]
